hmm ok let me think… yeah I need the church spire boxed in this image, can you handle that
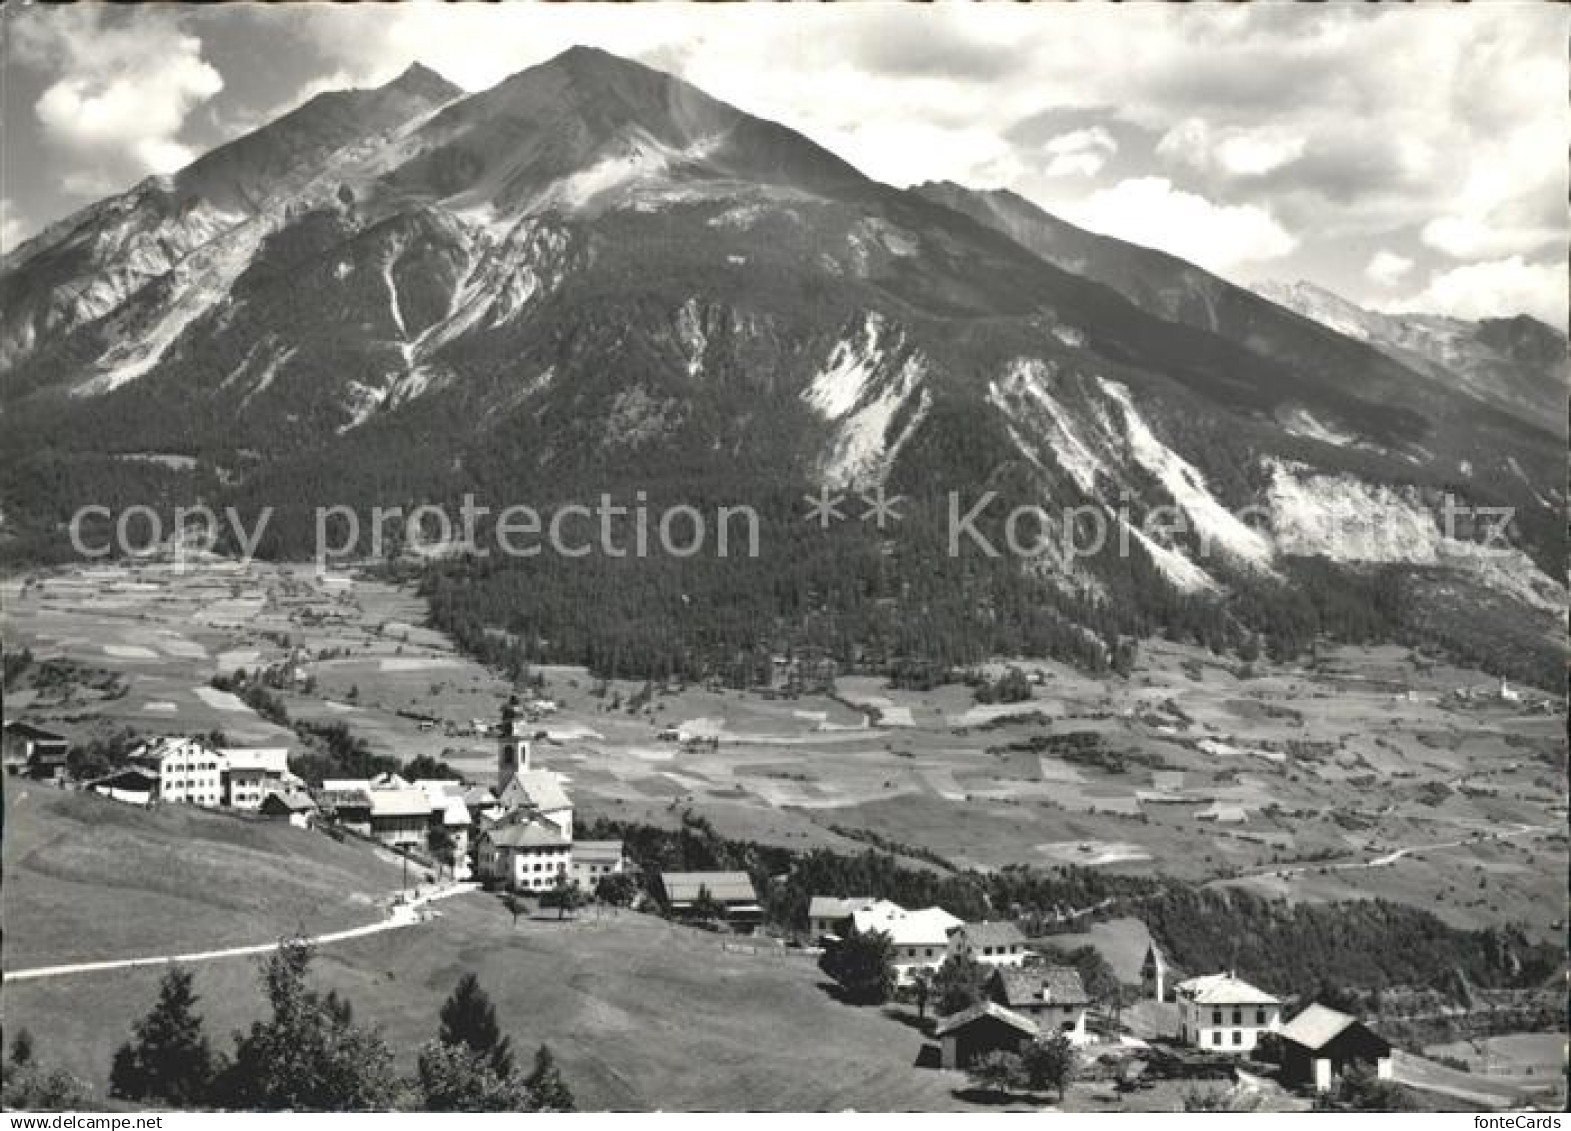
[497,694,530,789]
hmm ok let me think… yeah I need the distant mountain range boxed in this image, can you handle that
[1,47,1563,685]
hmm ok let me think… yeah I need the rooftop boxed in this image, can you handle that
[500,769,572,813]
[1175,972,1280,1006]
[1278,1004,1369,1050]
[661,870,758,905]
[219,747,291,773]
[319,788,373,809]
[851,903,962,947]
[992,965,1092,1009]
[934,1000,1040,1039]
[368,788,433,819]
[484,818,569,850]
[953,920,1027,949]
[809,895,877,920]
[262,791,318,812]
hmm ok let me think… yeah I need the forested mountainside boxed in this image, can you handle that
[2,47,1563,686]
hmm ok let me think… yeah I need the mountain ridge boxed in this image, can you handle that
[1,46,1562,688]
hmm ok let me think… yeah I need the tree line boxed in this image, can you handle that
[581,813,1555,999]
[4,944,574,1112]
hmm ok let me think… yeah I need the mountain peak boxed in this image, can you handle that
[382,61,462,103]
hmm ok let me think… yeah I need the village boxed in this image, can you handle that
[5,685,1561,1113]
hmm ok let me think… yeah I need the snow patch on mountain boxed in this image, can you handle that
[543,130,721,213]
[338,381,389,432]
[989,358,1109,495]
[821,361,928,486]
[1102,380,1275,569]
[1265,459,1566,613]
[1266,460,1440,563]
[806,314,888,420]
[382,258,409,338]
[227,341,297,409]
[805,314,929,484]
[1123,521,1218,593]
[677,299,707,377]
[707,203,767,230]
[1280,406,1355,447]
[74,219,267,396]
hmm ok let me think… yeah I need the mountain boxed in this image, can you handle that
[913,182,1564,447]
[1,47,1562,686]
[0,63,462,388]
[1254,279,1567,431]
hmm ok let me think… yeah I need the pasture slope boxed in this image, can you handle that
[2,896,975,1112]
[1,782,404,969]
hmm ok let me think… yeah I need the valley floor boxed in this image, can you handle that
[4,557,1565,942]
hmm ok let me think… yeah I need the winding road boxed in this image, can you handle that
[3,882,479,983]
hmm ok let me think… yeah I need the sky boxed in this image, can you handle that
[2,1,1566,326]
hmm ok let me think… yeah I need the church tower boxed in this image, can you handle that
[1141,940,1168,1002]
[497,694,530,790]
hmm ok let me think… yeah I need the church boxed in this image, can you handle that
[474,695,622,894]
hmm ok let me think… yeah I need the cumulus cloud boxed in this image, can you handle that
[3,1,1563,318]
[1156,118,1306,178]
[0,198,28,256]
[1043,127,1117,178]
[1420,211,1561,261]
[1059,177,1299,276]
[1365,250,1413,287]
[14,6,223,196]
[1395,257,1567,327]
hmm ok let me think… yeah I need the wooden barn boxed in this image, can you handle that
[1277,1004,1393,1092]
[935,1001,1039,1071]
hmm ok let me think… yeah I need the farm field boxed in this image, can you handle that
[4,556,1566,942]
[1423,1031,1566,1080]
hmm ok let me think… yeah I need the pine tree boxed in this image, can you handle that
[3,1036,88,1113]
[932,951,987,1018]
[688,884,725,923]
[523,1044,575,1112]
[109,965,214,1106]
[214,939,395,1110]
[1018,1033,1077,1100]
[547,875,585,921]
[414,1040,529,1112]
[817,923,896,1005]
[436,974,514,1078]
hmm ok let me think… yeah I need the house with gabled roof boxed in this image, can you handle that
[935,1001,1040,1071]
[220,746,294,809]
[948,920,1028,968]
[87,765,158,806]
[478,814,571,892]
[807,895,879,939]
[130,736,225,807]
[986,965,1092,1044]
[571,840,625,889]
[1175,972,1282,1053]
[367,787,433,848]
[259,790,318,828]
[849,901,963,981]
[1278,1004,1393,1091]
[660,870,762,930]
[4,721,69,779]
